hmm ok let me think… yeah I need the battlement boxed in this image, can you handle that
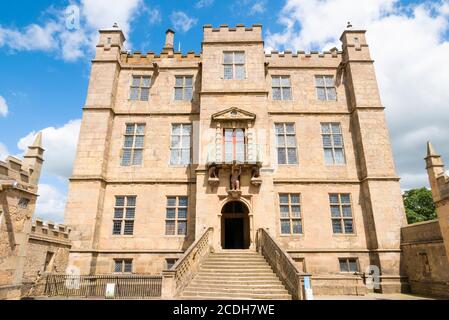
[203,24,263,43]
[265,49,342,69]
[120,50,201,66]
[30,219,71,245]
[0,156,34,190]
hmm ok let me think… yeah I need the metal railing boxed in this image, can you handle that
[257,228,312,300]
[162,227,214,298]
[207,144,263,164]
[44,274,162,299]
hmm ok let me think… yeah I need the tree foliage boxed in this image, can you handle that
[403,187,437,224]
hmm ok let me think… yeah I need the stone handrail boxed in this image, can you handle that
[257,228,311,300]
[161,227,214,298]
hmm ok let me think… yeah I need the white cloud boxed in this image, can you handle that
[0,142,9,161]
[0,0,144,61]
[266,0,449,190]
[0,96,8,117]
[148,7,162,24]
[250,1,267,15]
[170,11,198,33]
[35,184,66,222]
[196,0,214,9]
[18,119,81,179]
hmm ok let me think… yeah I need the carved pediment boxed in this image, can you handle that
[212,107,256,122]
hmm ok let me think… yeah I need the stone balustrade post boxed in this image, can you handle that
[161,270,176,299]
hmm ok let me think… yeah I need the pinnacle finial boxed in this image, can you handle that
[113,23,119,29]
[347,21,353,29]
[427,141,439,157]
[32,132,43,148]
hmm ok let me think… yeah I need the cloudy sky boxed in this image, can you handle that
[0,0,448,222]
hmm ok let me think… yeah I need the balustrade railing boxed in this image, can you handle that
[207,143,263,164]
[43,274,162,299]
[257,228,312,300]
[162,227,214,298]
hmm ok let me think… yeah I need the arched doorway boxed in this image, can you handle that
[221,201,250,249]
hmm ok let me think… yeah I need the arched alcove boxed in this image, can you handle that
[220,201,251,249]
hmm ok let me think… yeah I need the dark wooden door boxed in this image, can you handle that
[224,218,244,249]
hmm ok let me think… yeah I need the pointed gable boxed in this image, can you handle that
[211,107,256,122]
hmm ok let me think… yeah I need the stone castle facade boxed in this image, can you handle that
[400,143,449,298]
[0,134,44,299]
[64,24,408,295]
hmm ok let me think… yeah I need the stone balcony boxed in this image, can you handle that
[206,143,264,167]
[206,143,263,188]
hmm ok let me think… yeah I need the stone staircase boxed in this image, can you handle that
[179,250,292,300]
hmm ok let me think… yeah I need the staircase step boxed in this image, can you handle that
[201,266,272,270]
[187,283,287,291]
[184,287,288,295]
[194,275,281,281]
[179,251,292,300]
[180,291,292,300]
[190,279,284,286]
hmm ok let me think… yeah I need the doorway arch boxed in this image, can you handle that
[221,201,251,249]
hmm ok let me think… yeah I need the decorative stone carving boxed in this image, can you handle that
[211,107,256,122]
[251,166,262,187]
[230,164,242,191]
[207,164,220,187]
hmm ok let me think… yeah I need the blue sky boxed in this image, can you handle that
[1,0,448,222]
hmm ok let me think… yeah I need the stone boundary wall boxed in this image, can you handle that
[21,220,71,298]
[401,220,449,298]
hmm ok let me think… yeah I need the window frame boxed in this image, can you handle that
[223,51,246,80]
[121,123,145,167]
[130,75,151,101]
[113,259,133,274]
[279,193,303,236]
[275,123,298,165]
[338,258,359,273]
[329,193,355,235]
[170,124,192,166]
[321,122,346,165]
[174,75,194,101]
[112,196,137,236]
[315,75,337,101]
[272,75,292,101]
[166,258,178,270]
[165,196,188,237]
[223,128,246,163]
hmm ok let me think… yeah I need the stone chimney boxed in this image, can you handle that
[163,29,175,54]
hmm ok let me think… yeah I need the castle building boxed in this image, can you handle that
[0,133,44,299]
[64,24,408,295]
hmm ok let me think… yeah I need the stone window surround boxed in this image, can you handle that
[113,259,133,273]
[223,51,246,80]
[129,75,151,101]
[170,123,192,166]
[271,75,293,101]
[315,75,337,101]
[165,196,188,237]
[112,196,137,236]
[165,258,178,270]
[338,257,359,273]
[174,75,194,102]
[121,123,146,167]
[278,193,303,236]
[275,122,298,165]
[329,193,356,235]
[321,122,346,166]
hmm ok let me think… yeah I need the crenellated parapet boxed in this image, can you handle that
[203,24,263,43]
[0,157,34,192]
[30,219,71,246]
[265,49,342,69]
[120,50,201,68]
